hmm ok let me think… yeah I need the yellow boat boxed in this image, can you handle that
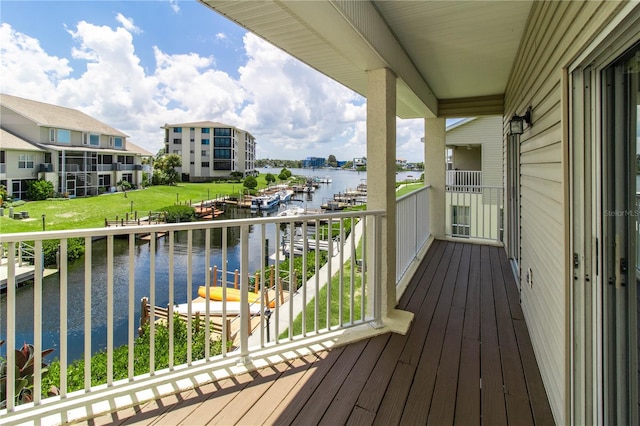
[198,286,275,308]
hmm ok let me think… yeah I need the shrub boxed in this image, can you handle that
[243,176,257,190]
[26,179,54,201]
[42,315,225,394]
[40,238,85,267]
[162,205,195,223]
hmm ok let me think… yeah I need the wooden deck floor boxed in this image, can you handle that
[86,240,555,426]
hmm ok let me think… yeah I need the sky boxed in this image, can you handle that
[0,0,429,162]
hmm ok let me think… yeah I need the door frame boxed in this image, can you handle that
[568,10,640,424]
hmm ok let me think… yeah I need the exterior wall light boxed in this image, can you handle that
[509,106,532,135]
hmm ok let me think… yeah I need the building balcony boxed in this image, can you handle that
[0,187,550,425]
[446,170,482,192]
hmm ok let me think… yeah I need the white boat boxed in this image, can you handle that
[277,206,306,217]
[277,189,294,203]
[250,193,280,210]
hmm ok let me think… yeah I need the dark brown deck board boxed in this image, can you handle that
[319,334,389,425]
[87,240,554,426]
[480,246,508,426]
[401,243,463,424]
[291,339,369,425]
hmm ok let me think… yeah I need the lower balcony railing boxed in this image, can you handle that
[0,210,384,424]
[445,185,503,242]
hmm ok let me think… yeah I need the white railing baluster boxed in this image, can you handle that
[350,216,356,325]
[274,223,280,343]
[314,219,320,332]
[259,224,266,346]
[239,225,249,362]
[288,220,294,340]
[221,227,228,356]
[361,215,367,322]
[149,233,156,375]
[204,228,211,359]
[60,239,68,395]
[33,240,42,405]
[6,243,16,411]
[338,218,344,328]
[127,235,135,380]
[302,221,308,337]
[84,236,92,391]
[107,235,114,386]
[168,231,174,370]
[373,215,383,327]
[187,230,193,365]
[326,217,332,330]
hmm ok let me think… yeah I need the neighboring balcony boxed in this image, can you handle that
[446,171,503,243]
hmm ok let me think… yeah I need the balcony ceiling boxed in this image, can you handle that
[199,1,532,118]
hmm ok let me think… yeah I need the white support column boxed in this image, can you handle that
[367,68,396,318]
[425,118,446,238]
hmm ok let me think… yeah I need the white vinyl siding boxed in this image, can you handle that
[503,2,625,423]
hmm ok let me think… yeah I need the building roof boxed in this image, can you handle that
[125,141,154,157]
[0,93,129,137]
[0,128,46,152]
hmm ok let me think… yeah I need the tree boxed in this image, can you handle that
[243,175,258,190]
[265,173,276,184]
[26,179,54,200]
[327,154,337,167]
[153,154,182,185]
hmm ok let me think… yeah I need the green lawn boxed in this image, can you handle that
[0,178,426,234]
[0,178,270,234]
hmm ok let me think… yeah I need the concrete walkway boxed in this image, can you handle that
[248,218,364,346]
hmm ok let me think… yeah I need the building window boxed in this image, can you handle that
[173,138,181,144]
[173,150,180,154]
[57,129,71,144]
[201,150,209,156]
[18,154,34,169]
[214,137,231,147]
[173,127,182,133]
[201,162,210,167]
[202,139,210,145]
[214,149,231,159]
[49,129,55,142]
[201,128,210,134]
[113,137,123,148]
[214,128,231,137]
[451,206,470,237]
[213,160,231,170]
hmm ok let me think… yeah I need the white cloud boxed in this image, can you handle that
[215,32,226,41]
[1,15,425,162]
[115,13,142,35]
[0,23,72,100]
[168,0,180,13]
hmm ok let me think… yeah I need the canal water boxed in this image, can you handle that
[1,169,419,363]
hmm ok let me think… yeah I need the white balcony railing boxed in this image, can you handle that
[445,186,503,242]
[446,170,482,192]
[396,185,431,284]
[0,210,383,424]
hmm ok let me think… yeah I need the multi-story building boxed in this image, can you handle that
[162,121,256,181]
[302,156,326,168]
[0,94,151,198]
[444,115,503,241]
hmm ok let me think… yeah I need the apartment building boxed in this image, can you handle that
[0,94,151,198]
[445,116,503,241]
[162,121,256,181]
